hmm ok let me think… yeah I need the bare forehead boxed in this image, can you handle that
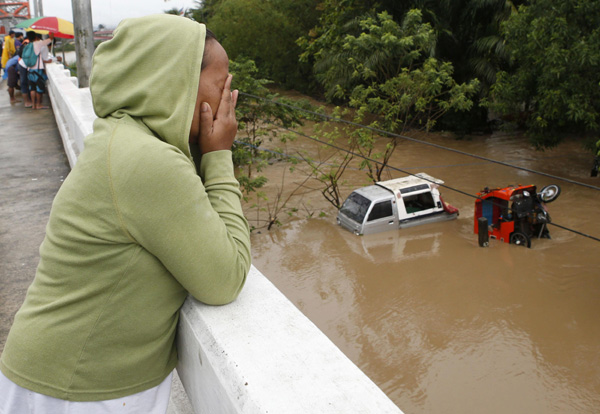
[202,40,228,69]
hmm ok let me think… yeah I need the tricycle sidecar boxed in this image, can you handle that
[474,184,560,248]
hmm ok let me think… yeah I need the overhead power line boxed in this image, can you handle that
[239,92,600,192]
[242,119,600,243]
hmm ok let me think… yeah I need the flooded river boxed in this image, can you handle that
[248,130,600,413]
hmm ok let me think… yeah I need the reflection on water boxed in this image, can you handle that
[356,230,443,263]
[250,133,600,413]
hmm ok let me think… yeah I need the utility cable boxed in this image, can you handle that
[235,140,573,170]
[239,92,600,192]
[234,140,485,171]
[547,223,600,242]
[251,120,600,243]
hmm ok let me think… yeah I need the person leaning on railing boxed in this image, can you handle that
[0,14,251,414]
[26,32,60,110]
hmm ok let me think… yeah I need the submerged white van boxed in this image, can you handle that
[337,173,459,235]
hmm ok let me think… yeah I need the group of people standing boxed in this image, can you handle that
[1,29,61,109]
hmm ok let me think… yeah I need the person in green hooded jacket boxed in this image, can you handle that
[0,14,251,413]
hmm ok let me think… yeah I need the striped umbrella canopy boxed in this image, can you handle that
[28,17,75,39]
[15,16,44,29]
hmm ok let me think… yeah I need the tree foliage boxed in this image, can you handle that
[187,0,220,22]
[337,11,479,181]
[490,0,600,147]
[228,57,321,229]
[229,57,307,193]
[303,10,480,204]
[298,0,380,101]
[199,0,320,89]
[163,7,185,16]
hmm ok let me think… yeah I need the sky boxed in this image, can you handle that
[40,0,200,28]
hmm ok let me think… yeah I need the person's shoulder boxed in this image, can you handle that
[108,123,194,177]
[108,138,197,200]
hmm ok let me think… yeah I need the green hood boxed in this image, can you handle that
[90,14,205,160]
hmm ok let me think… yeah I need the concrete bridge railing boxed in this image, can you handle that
[45,62,403,414]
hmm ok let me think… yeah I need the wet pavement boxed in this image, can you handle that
[0,81,70,351]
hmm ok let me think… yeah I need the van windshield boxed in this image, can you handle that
[340,192,371,223]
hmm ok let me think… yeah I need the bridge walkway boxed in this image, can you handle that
[0,81,69,351]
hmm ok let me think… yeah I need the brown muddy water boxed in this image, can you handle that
[247,129,600,413]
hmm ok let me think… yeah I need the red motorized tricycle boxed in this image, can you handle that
[474,184,561,248]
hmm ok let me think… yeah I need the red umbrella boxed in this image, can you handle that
[28,17,75,39]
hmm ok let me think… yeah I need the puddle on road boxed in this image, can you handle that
[248,131,600,413]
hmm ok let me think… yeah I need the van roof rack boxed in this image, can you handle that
[376,172,444,194]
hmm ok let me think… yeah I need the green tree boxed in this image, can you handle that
[462,0,520,92]
[163,7,185,16]
[229,57,319,229]
[187,0,221,22]
[300,0,520,132]
[298,0,381,101]
[422,0,522,134]
[229,57,311,189]
[338,11,480,181]
[207,0,320,89]
[406,0,521,91]
[490,0,600,147]
[303,10,479,206]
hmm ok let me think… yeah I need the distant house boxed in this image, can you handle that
[94,29,113,41]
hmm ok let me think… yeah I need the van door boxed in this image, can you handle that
[363,199,397,235]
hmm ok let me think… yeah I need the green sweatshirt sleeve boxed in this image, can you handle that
[109,134,251,305]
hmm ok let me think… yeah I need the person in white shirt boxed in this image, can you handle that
[17,31,35,107]
[27,32,54,109]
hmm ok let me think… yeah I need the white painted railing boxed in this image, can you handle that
[45,62,404,414]
[46,64,94,169]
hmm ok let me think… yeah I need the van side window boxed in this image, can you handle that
[404,192,435,213]
[367,201,393,221]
